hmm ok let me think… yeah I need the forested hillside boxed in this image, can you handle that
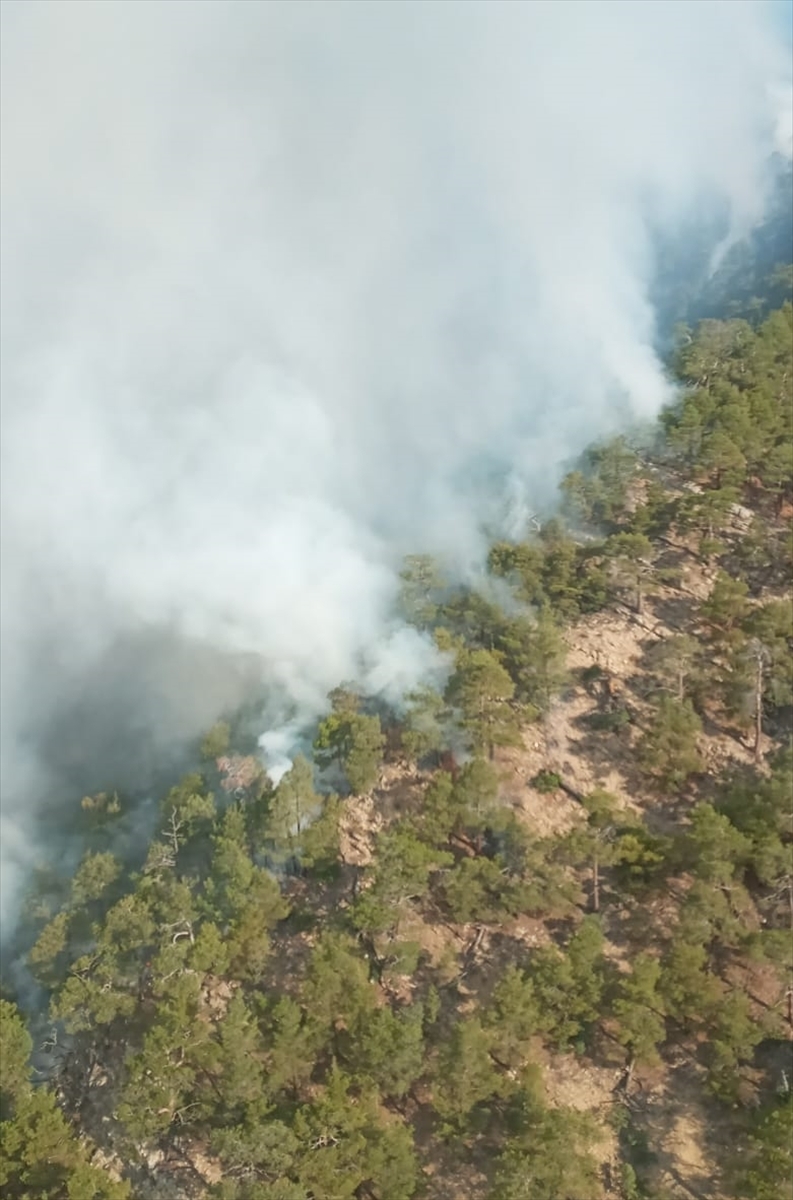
[1,304,792,1200]
[652,163,793,334]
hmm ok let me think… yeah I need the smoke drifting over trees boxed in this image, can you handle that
[1,1,791,924]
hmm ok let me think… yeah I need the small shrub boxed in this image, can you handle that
[588,707,631,733]
[531,770,562,794]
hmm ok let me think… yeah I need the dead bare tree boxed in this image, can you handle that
[166,808,186,856]
[748,638,771,763]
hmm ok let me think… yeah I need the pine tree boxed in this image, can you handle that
[314,692,385,794]
[612,954,667,1066]
[446,648,522,758]
[432,1017,500,1132]
[639,697,704,789]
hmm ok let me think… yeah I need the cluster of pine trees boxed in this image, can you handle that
[1,305,791,1199]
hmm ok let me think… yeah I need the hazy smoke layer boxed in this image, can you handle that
[1,0,790,924]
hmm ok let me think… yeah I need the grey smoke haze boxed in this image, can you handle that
[1,0,791,924]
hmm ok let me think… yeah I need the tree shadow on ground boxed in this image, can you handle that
[649,589,701,635]
[634,1057,730,1200]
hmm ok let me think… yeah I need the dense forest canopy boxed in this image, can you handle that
[1,282,791,1200]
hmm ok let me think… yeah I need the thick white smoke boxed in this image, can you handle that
[1,0,790,927]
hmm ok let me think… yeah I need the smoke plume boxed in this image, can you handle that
[1,0,790,926]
